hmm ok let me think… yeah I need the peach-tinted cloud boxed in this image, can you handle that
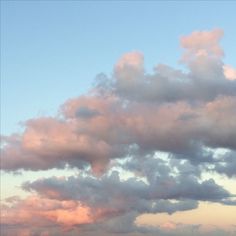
[180,29,224,60]
[115,51,144,73]
[1,196,93,228]
[2,95,236,172]
[223,65,236,81]
[1,115,113,174]
[42,205,92,226]
[159,221,177,230]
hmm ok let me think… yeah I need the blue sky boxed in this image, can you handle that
[1,1,236,135]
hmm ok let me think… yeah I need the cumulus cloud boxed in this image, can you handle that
[2,29,236,174]
[111,29,235,103]
[223,65,236,81]
[180,29,224,60]
[2,95,236,173]
[2,194,235,236]
[1,196,93,231]
[1,29,236,235]
[18,155,234,234]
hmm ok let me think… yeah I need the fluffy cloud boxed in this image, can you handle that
[18,155,235,234]
[111,29,235,103]
[2,95,236,173]
[223,65,236,81]
[1,29,236,235]
[2,30,236,173]
[180,29,224,60]
[1,196,93,226]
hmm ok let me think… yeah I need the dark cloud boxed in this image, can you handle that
[152,199,198,214]
[214,151,236,177]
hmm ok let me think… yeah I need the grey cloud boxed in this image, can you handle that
[151,199,199,214]
[23,156,233,212]
[214,151,236,177]
[112,56,236,104]
[75,107,101,119]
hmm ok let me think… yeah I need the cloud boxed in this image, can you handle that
[1,196,93,229]
[223,65,236,81]
[20,155,234,226]
[152,200,198,214]
[111,29,235,103]
[214,151,236,177]
[180,29,224,60]
[2,30,236,174]
[1,115,114,174]
[1,29,236,235]
[115,51,144,76]
[2,95,236,173]
[2,193,235,236]
[12,154,233,235]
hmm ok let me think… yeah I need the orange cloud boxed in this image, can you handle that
[1,196,94,229]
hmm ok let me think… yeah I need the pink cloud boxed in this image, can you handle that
[1,196,94,228]
[2,94,236,173]
[180,29,224,61]
[115,51,144,72]
[223,65,236,81]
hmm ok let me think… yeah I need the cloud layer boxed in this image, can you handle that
[1,29,236,236]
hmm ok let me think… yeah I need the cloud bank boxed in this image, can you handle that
[1,29,236,236]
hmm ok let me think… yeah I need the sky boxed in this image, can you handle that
[1,1,236,236]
